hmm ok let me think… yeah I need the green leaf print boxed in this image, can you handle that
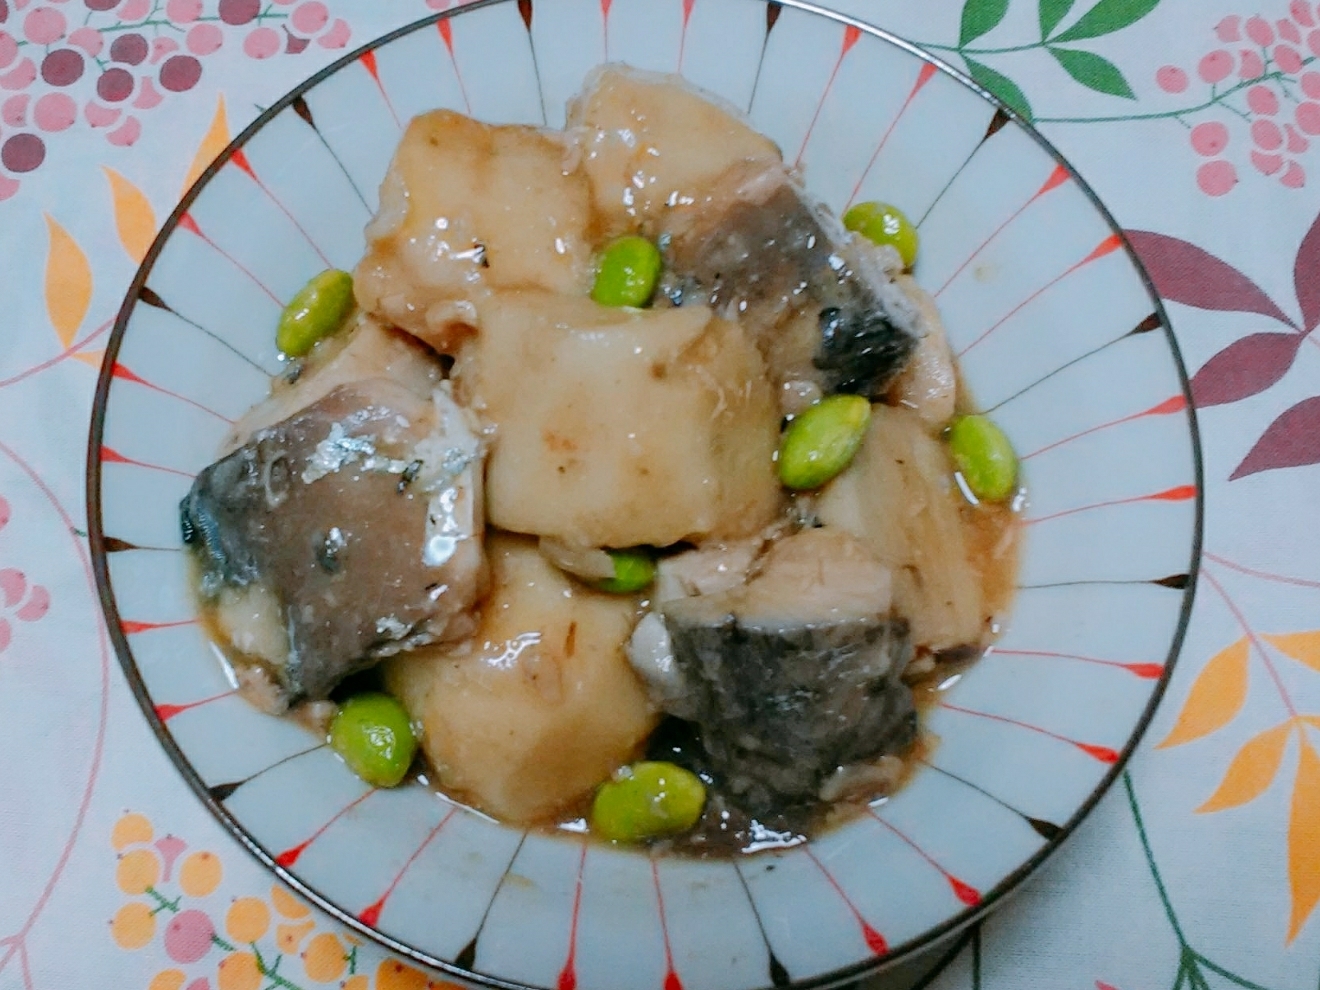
[1038,0,1077,38]
[959,0,1012,46]
[1049,46,1136,98]
[963,55,1034,120]
[1053,0,1163,43]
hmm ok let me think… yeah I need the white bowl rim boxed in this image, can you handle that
[85,1,1206,986]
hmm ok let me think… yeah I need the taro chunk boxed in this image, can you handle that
[658,528,915,813]
[384,534,657,824]
[816,404,987,653]
[453,291,781,549]
[181,379,485,705]
[354,110,594,353]
[567,65,782,237]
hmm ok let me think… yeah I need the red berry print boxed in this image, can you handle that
[0,131,42,172]
[242,25,279,58]
[1248,85,1280,116]
[290,0,326,35]
[1191,121,1230,156]
[1251,149,1285,174]
[109,32,148,66]
[1157,65,1189,93]
[185,23,221,55]
[23,6,65,44]
[164,909,214,964]
[1245,15,1275,46]
[1197,159,1238,196]
[1286,122,1310,153]
[96,66,132,102]
[1199,50,1235,83]
[218,0,258,25]
[66,25,102,56]
[1297,100,1320,135]
[1276,44,1304,73]
[33,91,74,132]
[158,53,200,91]
[40,48,83,86]
[1252,119,1284,150]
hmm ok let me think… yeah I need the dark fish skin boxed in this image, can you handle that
[181,380,483,704]
[660,608,915,815]
[659,171,920,398]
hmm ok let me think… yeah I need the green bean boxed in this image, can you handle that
[590,761,707,843]
[595,549,655,594]
[777,394,872,490]
[328,692,418,788]
[947,414,1018,503]
[842,201,919,268]
[591,235,662,308]
[276,269,355,357]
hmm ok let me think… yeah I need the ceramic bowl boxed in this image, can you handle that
[88,1,1202,987]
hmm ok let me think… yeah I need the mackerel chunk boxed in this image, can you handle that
[660,164,923,399]
[657,528,915,814]
[181,379,485,706]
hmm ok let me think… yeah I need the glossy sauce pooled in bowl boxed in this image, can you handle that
[180,64,1022,856]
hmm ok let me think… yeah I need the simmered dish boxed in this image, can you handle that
[181,66,1022,854]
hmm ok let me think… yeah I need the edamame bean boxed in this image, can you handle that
[276,269,355,357]
[590,761,707,843]
[842,201,919,268]
[777,394,872,490]
[595,549,655,594]
[947,414,1018,503]
[591,236,662,308]
[328,692,418,788]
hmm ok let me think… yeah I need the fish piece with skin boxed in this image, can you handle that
[354,110,594,353]
[453,291,782,549]
[384,534,657,824]
[657,528,915,814]
[659,162,924,400]
[181,379,485,705]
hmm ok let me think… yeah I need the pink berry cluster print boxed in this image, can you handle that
[0,0,352,202]
[0,495,50,652]
[1157,2,1320,195]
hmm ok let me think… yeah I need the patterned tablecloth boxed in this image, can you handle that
[3,0,1319,987]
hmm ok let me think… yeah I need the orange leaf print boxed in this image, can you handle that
[104,168,156,263]
[1197,720,1294,813]
[1289,736,1320,941]
[72,350,105,370]
[183,94,230,197]
[1266,631,1320,674]
[1158,638,1250,749]
[44,215,92,350]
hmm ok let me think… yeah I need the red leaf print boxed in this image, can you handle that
[1231,396,1320,479]
[1190,332,1303,407]
[1295,208,1320,331]
[1126,231,1296,327]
